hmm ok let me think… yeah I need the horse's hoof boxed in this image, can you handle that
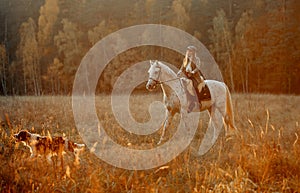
[225,129,237,141]
[225,135,234,142]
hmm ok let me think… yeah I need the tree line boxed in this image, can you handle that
[0,0,299,95]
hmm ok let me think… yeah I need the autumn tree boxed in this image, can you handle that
[0,44,8,95]
[87,20,106,46]
[7,61,21,95]
[145,0,156,18]
[17,18,41,95]
[171,0,192,30]
[37,0,59,55]
[233,10,254,92]
[230,0,300,94]
[54,19,83,91]
[46,57,63,94]
[208,9,235,91]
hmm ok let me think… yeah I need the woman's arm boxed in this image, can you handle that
[177,52,189,76]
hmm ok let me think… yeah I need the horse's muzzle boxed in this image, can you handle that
[146,81,156,91]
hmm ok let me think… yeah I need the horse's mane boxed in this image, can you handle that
[156,61,177,77]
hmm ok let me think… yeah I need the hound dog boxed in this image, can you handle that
[14,130,85,166]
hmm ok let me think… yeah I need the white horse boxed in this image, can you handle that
[146,60,236,155]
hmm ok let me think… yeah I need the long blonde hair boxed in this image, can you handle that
[183,52,189,68]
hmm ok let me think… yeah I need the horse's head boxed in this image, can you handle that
[146,60,162,91]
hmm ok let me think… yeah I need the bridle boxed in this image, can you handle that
[148,64,162,85]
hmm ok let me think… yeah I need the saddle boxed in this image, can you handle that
[197,84,211,102]
[189,75,211,103]
[182,76,211,103]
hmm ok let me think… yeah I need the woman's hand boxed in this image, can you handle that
[177,70,182,77]
[192,69,198,74]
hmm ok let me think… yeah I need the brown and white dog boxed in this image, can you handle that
[14,130,85,166]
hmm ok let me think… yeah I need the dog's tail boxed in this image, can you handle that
[74,143,85,149]
[65,140,85,151]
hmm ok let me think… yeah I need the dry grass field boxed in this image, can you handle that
[0,93,300,192]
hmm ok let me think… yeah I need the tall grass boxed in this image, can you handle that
[0,94,299,192]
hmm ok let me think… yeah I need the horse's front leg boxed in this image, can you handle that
[157,110,172,145]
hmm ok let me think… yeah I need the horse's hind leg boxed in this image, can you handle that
[218,106,236,138]
[224,115,235,131]
[215,101,233,138]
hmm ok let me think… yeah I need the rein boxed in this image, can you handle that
[150,77,181,85]
[159,77,181,84]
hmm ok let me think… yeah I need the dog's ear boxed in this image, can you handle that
[19,130,31,140]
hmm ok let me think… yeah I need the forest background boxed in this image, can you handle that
[0,0,299,95]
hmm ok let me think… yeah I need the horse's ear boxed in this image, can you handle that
[149,60,153,65]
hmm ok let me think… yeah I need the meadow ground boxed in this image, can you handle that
[0,93,300,192]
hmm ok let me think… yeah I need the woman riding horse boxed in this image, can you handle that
[177,46,205,112]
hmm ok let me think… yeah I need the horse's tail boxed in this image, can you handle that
[225,85,236,131]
